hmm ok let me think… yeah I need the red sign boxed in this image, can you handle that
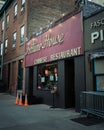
[25,12,83,67]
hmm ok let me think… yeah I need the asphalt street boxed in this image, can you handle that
[0,93,104,130]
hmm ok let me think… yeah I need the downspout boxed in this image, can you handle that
[1,10,5,80]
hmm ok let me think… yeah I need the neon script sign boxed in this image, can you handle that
[27,33,64,54]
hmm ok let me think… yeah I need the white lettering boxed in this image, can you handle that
[100,29,104,41]
[90,18,104,29]
[27,42,42,54]
[33,47,81,65]
[27,33,64,54]
[50,47,81,61]
[91,32,99,43]
[91,29,104,44]
[34,56,47,64]
[43,33,64,48]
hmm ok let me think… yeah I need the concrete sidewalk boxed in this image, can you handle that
[0,93,104,130]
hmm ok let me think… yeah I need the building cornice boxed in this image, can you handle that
[0,0,14,18]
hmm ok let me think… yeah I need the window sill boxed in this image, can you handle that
[20,43,24,47]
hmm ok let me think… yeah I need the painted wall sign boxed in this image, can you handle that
[90,17,104,44]
[84,11,104,51]
[25,12,82,67]
[90,17,104,29]
[91,29,104,44]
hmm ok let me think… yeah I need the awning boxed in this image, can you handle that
[89,51,104,60]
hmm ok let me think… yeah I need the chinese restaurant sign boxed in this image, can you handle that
[26,12,83,67]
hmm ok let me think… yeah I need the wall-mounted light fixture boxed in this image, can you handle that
[45,69,49,75]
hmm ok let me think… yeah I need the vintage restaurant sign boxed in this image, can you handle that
[25,12,82,67]
[84,11,104,51]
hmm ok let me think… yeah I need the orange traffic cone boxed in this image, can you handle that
[24,94,28,106]
[15,92,19,105]
[18,93,23,106]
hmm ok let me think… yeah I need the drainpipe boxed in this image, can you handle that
[1,10,5,80]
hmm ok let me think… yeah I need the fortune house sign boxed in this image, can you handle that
[25,12,82,66]
[27,33,64,54]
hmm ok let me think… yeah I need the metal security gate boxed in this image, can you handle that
[80,91,104,118]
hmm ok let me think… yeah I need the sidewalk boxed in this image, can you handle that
[0,93,104,130]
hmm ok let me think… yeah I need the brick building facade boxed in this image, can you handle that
[0,0,76,95]
[0,0,27,94]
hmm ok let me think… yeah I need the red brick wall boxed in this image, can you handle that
[0,0,27,94]
[3,0,27,63]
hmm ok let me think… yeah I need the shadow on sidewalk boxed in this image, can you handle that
[0,81,8,93]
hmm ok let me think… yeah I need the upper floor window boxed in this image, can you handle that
[2,20,4,31]
[4,39,8,54]
[6,14,9,29]
[0,43,3,55]
[14,3,18,19]
[12,32,17,48]
[21,0,25,12]
[20,25,25,44]
[21,0,25,5]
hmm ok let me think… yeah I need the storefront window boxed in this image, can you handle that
[37,62,58,90]
[94,58,104,91]
[96,76,104,91]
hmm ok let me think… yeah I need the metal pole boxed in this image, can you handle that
[1,10,5,80]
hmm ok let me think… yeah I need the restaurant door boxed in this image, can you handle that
[17,60,23,90]
[28,67,33,96]
[65,59,75,108]
[8,63,10,89]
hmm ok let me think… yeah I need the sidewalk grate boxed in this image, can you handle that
[70,116,104,126]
